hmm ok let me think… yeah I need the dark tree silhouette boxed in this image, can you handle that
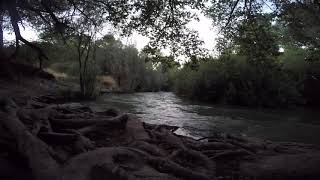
[0,0,206,60]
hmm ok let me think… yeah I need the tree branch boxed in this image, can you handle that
[225,0,240,28]
[8,1,48,62]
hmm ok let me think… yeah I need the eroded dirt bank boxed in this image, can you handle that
[1,64,320,180]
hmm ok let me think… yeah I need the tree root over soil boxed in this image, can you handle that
[1,95,320,180]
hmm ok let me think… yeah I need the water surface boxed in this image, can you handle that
[87,92,320,144]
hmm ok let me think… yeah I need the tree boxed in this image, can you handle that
[1,0,206,60]
[207,0,320,60]
[277,1,320,61]
[234,14,280,61]
[72,14,101,98]
[206,0,266,31]
[95,35,168,92]
[0,3,4,54]
[207,0,275,54]
[74,33,95,97]
[142,45,180,72]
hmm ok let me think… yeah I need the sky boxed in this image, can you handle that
[4,13,218,56]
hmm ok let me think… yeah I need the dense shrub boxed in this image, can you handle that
[95,39,169,92]
[141,63,168,92]
[172,55,303,107]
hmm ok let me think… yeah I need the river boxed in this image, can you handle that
[87,92,320,144]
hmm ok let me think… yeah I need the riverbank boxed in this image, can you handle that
[1,66,320,180]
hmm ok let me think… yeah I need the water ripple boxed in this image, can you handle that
[87,92,320,144]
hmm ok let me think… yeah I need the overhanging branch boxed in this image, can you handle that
[8,1,48,62]
[225,0,240,28]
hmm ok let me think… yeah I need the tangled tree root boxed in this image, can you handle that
[0,96,320,180]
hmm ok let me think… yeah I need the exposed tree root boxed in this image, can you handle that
[0,100,61,180]
[1,96,320,180]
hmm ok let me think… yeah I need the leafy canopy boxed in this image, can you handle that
[1,0,206,58]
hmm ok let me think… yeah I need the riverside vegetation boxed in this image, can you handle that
[9,12,319,108]
[12,33,320,107]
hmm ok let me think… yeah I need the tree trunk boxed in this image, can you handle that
[79,72,85,96]
[118,75,121,87]
[0,5,4,55]
[39,57,43,69]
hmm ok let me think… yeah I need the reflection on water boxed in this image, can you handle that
[87,92,320,144]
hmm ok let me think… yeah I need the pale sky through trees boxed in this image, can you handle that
[4,13,217,56]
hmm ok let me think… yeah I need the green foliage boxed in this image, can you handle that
[204,0,320,99]
[95,35,169,92]
[279,2,320,50]
[142,46,180,72]
[142,63,169,92]
[44,34,169,93]
[215,13,280,66]
[172,55,303,107]
[2,0,206,60]
[275,2,320,62]
[49,62,77,76]
[185,4,320,107]
[278,46,320,80]
[235,15,280,60]
[171,66,202,97]
[278,46,308,78]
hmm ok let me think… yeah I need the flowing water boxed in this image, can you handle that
[87,92,320,144]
